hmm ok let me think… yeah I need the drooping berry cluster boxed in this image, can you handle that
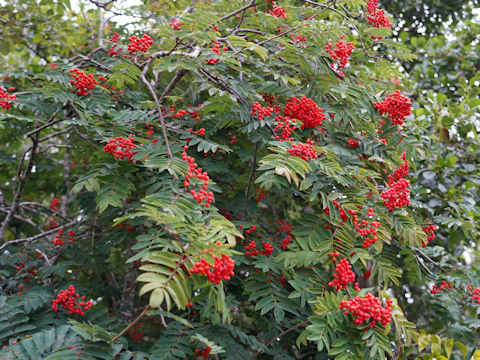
[69,69,98,96]
[422,219,437,247]
[51,229,76,246]
[269,4,287,18]
[128,34,153,54]
[366,0,391,35]
[328,258,357,291]
[182,145,214,207]
[340,294,393,329]
[195,347,212,359]
[347,138,359,148]
[374,91,412,127]
[107,32,122,57]
[353,208,380,248]
[430,281,451,294]
[244,241,259,256]
[468,285,480,305]
[260,241,274,256]
[324,200,354,223]
[325,35,355,68]
[51,285,92,316]
[251,101,276,121]
[393,156,409,180]
[291,33,308,48]
[255,188,266,202]
[287,139,318,161]
[104,134,138,161]
[283,97,326,129]
[277,219,294,249]
[274,115,296,141]
[50,198,60,211]
[205,39,228,65]
[0,86,16,110]
[190,254,235,284]
[169,19,183,30]
[380,177,410,211]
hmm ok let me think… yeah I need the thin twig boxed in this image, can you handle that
[219,0,256,21]
[242,142,259,221]
[0,128,40,241]
[251,320,309,358]
[35,248,52,266]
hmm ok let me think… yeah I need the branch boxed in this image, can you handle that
[0,128,40,241]
[140,72,173,159]
[0,219,81,251]
[197,66,248,105]
[255,0,335,47]
[111,305,150,343]
[219,1,256,21]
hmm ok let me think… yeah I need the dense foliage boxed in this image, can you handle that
[1,0,480,359]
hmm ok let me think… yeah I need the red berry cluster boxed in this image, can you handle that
[16,261,26,271]
[50,197,60,211]
[69,69,98,96]
[104,134,138,161]
[430,281,451,294]
[255,188,266,202]
[269,4,287,18]
[366,0,391,36]
[340,294,393,329]
[51,229,74,246]
[393,157,409,180]
[287,139,318,161]
[277,219,294,249]
[131,323,144,341]
[49,217,58,229]
[262,92,278,106]
[0,86,16,110]
[274,115,296,141]
[182,145,214,207]
[128,34,153,54]
[251,101,276,121]
[205,39,228,65]
[190,254,235,284]
[188,128,206,137]
[51,285,92,316]
[107,32,122,57]
[347,138,359,148]
[291,33,308,48]
[195,347,211,359]
[329,251,340,262]
[116,223,134,231]
[283,97,326,130]
[380,177,410,211]
[244,240,274,257]
[260,241,274,256]
[422,218,437,247]
[374,91,412,127]
[328,258,357,291]
[169,19,183,30]
[353,208,380,248]
[325,34,355,68]
[468,285,480,305]
[244,241,259,256]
